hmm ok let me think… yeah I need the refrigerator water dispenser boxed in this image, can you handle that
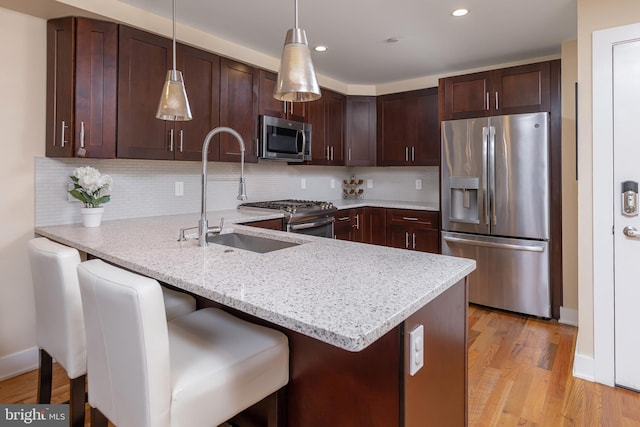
[449,176,480,224]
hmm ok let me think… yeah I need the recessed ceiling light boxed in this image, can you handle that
[452,8,469,17]
[386,37,399,43]
[314,46,328,52]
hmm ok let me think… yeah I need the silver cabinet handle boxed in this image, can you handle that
[402,217,419,221]
[354,214,360,229]
[79,121,85,148]
[495,91,499,110]
[412,232,416,249]
[179,129,184,153]
[169,128,174,152]
[411,146,415,162]
[405,231,409,248]
[405,146,409,162]
[623,226,640,238]
[348,148,351,162]
[486,92,489,110]
[326,146,330,160]
[60,120,68,148]
[330,146,334,161]
[443,236,545,252]
[337,216,350,221]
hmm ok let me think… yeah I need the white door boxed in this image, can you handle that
[613,38,640,391]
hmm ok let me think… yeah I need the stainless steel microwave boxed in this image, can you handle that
[258,115,311,162]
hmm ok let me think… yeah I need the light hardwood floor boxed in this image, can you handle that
[1,305,639,426]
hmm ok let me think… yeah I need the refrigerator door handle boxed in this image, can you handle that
[489,126,497,226]
[482,126,489,225]
[443,236,545,253]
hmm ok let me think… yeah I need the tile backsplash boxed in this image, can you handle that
[35,157,439,226]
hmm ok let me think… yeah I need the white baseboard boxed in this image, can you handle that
[559,306,579,327]
[0,347,39,381]
[572,352,595,382]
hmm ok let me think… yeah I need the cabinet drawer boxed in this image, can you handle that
[386,210,438,228]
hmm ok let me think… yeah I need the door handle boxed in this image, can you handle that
[623,226,640,238]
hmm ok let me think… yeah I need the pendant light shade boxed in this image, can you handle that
[156,0,192,121]
[274,0,321,102]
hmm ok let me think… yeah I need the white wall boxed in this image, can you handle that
[0,8,45,379]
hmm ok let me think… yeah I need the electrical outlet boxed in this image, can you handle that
[301,178,306,189]
[367,179,373,189]
[409,325,424,376]
[415,179,423,190]
[175,181,184,197]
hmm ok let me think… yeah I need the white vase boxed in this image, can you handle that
[80,207,104,228]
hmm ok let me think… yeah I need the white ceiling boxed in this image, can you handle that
[118,0,576,85]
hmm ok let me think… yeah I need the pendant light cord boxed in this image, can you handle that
[172,0,177,72]
[294,0,299,29]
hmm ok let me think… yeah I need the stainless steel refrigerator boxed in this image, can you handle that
[440,112,551,318]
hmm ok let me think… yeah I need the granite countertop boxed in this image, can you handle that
[330,199,439,212]
[35,206,473,352]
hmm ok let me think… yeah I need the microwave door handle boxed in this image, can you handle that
[299,129,306,159]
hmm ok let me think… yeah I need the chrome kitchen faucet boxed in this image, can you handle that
[178,127,247,247]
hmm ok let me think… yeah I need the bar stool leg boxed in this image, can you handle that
[37,349,52,404]
[91,406,109,427]
[69,375,86,427]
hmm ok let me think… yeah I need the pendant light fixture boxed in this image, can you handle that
[156,0,192,121]
[273,0,321,102]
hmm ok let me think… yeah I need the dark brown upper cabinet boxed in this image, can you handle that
[46,17,117,158]
[117,26,224,162]
[219,58,259,163]
[307,89,345,166]
[345,96,376,166]
[259,70,306,122]
[439,61,551,121]
[377,88,439,166]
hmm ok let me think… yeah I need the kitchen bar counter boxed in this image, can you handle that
[36,210,474,426]
[35,212,472,352]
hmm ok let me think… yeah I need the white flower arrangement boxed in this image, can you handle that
[68,166,113,208]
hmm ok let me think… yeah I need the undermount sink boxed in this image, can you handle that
[206,232,299,253]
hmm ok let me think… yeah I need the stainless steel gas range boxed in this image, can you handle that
[238,199,337,238]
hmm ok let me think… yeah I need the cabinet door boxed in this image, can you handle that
[174,44,220,161]
[46,18,75,157]
[47,18,117,159]
[387,225,412,250]
[117,26,173,159]
[366,207,387,246]
[324,90,345,165]
[220,58,259,163]
[413,228,439,254]
[242,218,283,231]
[406,88,439,166]
[259,70,286,118]
[351,208,367,243]
[440,71,491,120]
[333,211,354,241]
[307,95,326,163]
[346,96,376,166]
[493,62,551,115]
[376,93,407,165]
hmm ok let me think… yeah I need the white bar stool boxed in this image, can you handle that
[77,259,289,427]
[27,237,198,427]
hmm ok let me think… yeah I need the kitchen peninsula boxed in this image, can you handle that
[36,211,475,427]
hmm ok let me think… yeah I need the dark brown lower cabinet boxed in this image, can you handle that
[386,209,439,253]
[241,218,283,231]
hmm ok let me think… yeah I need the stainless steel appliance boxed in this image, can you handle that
[239,199,336,238]
[258,115,311,162]
[440,112,551,318]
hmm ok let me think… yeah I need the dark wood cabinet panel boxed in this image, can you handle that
[259,70,306,121]
[377,88,439,166]
[307,89,345,165]
[174,44,220,161]
[366,207,387,246]
[117,25,173,160]
[242,218,284,231]
[440,61,552,120]
[333,212,355,241]
[346,96,376,166]
[220,58,259,163]
[46,17,117,158]
[386,209,439,253]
